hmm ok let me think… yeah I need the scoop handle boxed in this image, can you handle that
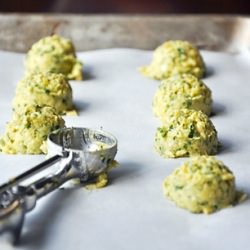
[0,152,71,245]
[0,154,65,194]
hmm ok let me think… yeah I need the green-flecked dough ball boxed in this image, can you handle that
[155,109,218,158]
[25,35,83,80]
[13,72,73,115]
[153,74,212,121]
[163,156,236,214]
[0,105,65,154]
[140,40,205,80]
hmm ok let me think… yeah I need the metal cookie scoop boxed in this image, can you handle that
[0,127,118,244]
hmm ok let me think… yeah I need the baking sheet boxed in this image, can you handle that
[0,48,250,250]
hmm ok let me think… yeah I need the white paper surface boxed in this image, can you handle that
[0,48,250,250]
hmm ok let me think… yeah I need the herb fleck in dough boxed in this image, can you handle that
[140,40,205,80]
[163,156,237,214]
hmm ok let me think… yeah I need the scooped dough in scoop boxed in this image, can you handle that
[13,72,73,115]
[25,35,83,80]
[154,109,218,158]
[0,105,65,154]
[153,74,212,121]
[140,40,205,80]
[163,156,237,214]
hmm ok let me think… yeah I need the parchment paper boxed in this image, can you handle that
[0,49,250,250]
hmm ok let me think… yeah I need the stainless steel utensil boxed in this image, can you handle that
[0,127,118,244]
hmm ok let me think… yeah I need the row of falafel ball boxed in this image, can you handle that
[0,35,83,154]
[140,40,245,214]
[0,36,245,213]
